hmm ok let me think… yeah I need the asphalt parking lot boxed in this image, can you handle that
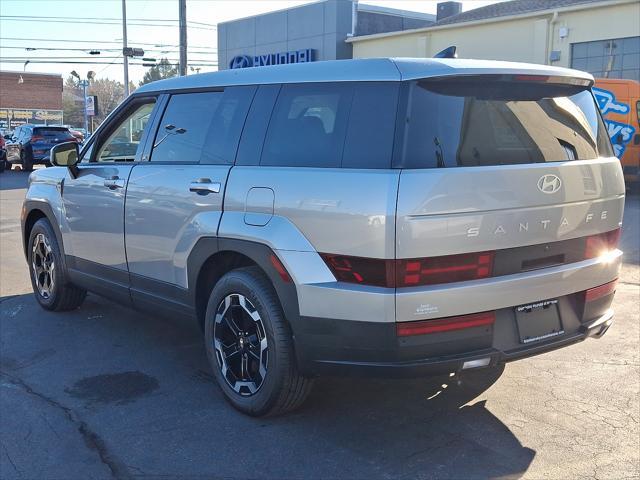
[1,169,638,480]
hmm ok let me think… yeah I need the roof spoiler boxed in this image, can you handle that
[433,46,457,59]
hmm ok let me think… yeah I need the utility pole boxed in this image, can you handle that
[81,80,89,133]
[179,0,187,76]
[122,0,130,96]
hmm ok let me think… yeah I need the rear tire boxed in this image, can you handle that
[205,266,313,416]
[28,219,86,311]
[20,150,33,172]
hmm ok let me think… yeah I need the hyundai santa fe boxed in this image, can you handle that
[21,58,624,416]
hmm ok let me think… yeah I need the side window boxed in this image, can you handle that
[342,83,399,169]
[95,101,155,162]
[261,83,353,168]
[150,86,254,164]
[236,84,280,166]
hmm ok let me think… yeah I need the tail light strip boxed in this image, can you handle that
[396,311,495,337]
[585,229,621,259]
[321,228,621,289]
[585,279,618,302]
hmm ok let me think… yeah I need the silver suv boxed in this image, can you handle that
[22,58,624,416]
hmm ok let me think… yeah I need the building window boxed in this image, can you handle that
[571,36,640,82]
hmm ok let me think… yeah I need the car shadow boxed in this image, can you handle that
[1,291,536,479]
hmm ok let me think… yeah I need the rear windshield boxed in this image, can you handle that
[398,79,613,168]
[33,128,74,139]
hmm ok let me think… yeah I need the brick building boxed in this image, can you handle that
[0,71,64,130]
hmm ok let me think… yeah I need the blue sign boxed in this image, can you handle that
[229,49,315,69]
[593,86,635,157]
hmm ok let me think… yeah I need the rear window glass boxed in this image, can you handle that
[33,128,74,139]
[398,79,613,168]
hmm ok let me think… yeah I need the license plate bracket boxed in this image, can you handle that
[515,299,564,344]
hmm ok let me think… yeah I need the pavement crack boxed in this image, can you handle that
[0,370,130,480]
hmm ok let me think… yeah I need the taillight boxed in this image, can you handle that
[585,279,618,302]
[396,311,495,337]
[396,251,494,287]
[30,135,44,142]
[320,251,494,288]
[319,254,393,287]
[585,228,621,259]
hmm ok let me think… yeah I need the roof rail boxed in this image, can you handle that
[433,46,457,59]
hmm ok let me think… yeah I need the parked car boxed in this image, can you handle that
[593,78,639,187]
[68,127,85,143]
[6,124,78,171]
[22,58,624,416]
[0,134,7,173]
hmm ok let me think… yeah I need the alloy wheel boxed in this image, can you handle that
[213,293,268,396]
[31,233,55,299]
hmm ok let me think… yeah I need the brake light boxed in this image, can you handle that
[396,311,495,337]
[513,74,550,83]
[396,251,494,287]
[585,228,621,259]
[585,279,618,302]
[30,135,44,142]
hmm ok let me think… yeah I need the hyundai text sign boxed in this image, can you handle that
[229,49,315,69]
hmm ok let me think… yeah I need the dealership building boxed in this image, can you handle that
[0,71,64,130]
[218,0,639,82]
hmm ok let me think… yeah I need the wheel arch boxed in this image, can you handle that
[188,237,301,337]
[22,201,62,257]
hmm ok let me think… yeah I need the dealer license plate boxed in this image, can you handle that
[515,299,564,344]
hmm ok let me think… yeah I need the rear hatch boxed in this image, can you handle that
[394,74,625,322]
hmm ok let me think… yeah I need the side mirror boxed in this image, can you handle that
[51,141,81,178]
[51,141,79,168]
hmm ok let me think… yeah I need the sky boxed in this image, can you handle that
[0,0,500,85]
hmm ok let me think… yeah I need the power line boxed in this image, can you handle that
[2,57,217,63]
[0,37,217,50]
[0,45,217,55]
[0,14,217,27]
[2,59,217,66]
[0,16,216,30]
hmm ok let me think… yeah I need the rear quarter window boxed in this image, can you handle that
[260,82,398,169]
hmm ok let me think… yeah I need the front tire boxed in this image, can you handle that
[28,219,86,311]
[205,267,313,416]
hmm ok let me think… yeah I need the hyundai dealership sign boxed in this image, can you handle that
[229,48,315,69]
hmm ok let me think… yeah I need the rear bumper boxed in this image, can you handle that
[296,304,615,378]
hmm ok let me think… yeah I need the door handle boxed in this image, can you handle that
[189,178,221,195]
[104,176,125,190]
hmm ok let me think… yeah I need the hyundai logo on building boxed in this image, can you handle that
[537,174,562,194]
[229,49,315,69]
[229,55,254,69]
